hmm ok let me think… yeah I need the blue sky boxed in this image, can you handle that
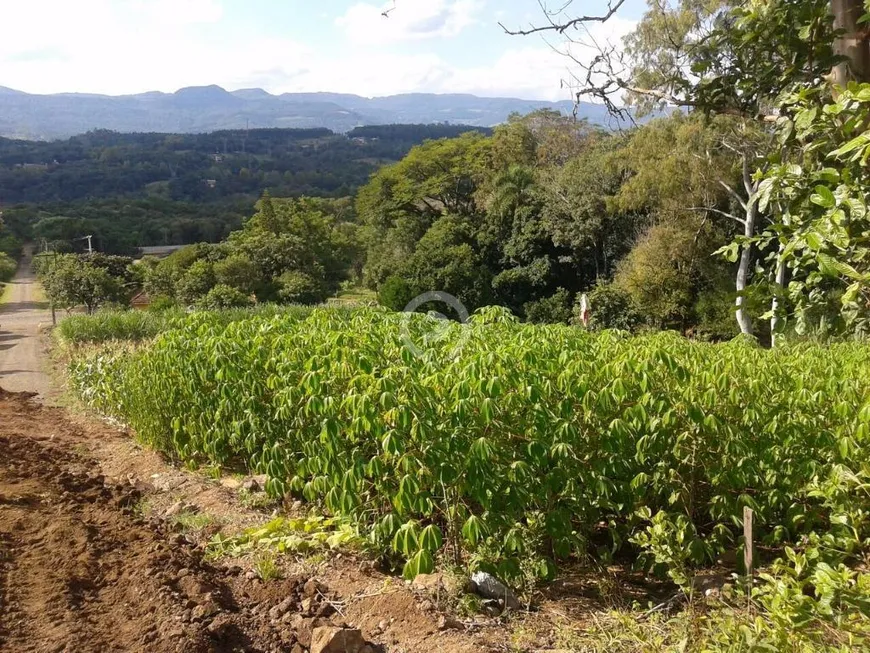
[0,0,648,99]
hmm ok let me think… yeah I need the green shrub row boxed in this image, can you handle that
[69,308,870,587]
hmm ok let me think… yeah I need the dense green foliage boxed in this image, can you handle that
[0,252,15,284]
[36,253,130,314]
[357,111,743,337]
[0,124,488,254]
[70,310,870,606]
[141,195,359,307]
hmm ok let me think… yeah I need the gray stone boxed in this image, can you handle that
[470,571,521,611]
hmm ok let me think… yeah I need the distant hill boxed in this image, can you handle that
[0,85,613,140]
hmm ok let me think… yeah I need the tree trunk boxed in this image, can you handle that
[735,209,755,337]
[735,155,757,337]
[832,0,870,84]
[770,244,787,347]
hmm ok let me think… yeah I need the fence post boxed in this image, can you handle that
[744,506,754,610]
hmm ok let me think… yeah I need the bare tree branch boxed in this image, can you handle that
[686,206,747,225]
[718,180,748,212]
[499,0,627,36]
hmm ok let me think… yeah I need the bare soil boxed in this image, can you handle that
[0,389,509,653]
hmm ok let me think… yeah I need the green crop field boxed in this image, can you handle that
[66,306,870,649]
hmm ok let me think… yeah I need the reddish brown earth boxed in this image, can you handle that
[0,390,510,653]
[0,390,376,653]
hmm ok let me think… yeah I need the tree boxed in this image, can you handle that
[358,132,491,289]
[196,284,253,311]
[577,279,646,331]
[540,131,634,280]
[832,0,870,84]
[402,215,492,312]
[214,254,262,296]
[615,217,727,331]
[0,253,16,283]
[756,85,870,335]
[508,0,840,337]
[276,270,327,305]
[176,260,216,306]
[378,275,416,311]
[524,288,573,324]
[41,255,126,314]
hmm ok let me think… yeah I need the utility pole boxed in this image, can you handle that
[76,235,94,254]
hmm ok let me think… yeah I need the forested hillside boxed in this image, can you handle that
[0,85,601,140]
[0,124,488,254]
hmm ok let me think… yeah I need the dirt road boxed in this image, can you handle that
[0,251,52,398]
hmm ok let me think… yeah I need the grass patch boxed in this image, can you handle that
[169,510,218,535]
[253,552,282,581]
[56,310,185,345]
[238,488,277,511]
[133,497,154,518]
[55,303,354,346]
[330,286,378,304]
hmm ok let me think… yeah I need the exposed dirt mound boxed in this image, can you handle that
[0,389,380,653]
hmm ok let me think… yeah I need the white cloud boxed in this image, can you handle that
[336,0,482,45]
[128,0,225,26]
[0,0,306,95]
[0,0,635,103]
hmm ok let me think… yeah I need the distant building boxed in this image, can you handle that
[138,245,186,259]
[204,179,217,188]
[130,290,152,310]
[212,153,224,163]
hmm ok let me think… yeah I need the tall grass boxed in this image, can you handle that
[55,303,349,346]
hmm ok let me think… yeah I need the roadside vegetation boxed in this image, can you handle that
[53,303,327,347]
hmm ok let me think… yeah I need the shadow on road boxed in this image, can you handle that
[0,369,36,376]
[1,301,51,312]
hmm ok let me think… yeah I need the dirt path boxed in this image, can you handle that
[0,390,383,653]
[0,250,52,399]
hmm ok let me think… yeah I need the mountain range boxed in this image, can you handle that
[0,84,615,140]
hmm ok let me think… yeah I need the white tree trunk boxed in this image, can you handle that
[735,155,757,337]
[770,244,787,346]
[735,208,755,337]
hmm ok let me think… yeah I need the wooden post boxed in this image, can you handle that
[744,506,754,609]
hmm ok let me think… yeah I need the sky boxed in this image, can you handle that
[0,0,648,100]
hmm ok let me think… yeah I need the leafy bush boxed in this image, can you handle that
[0,252,16,283]
[40,254,127,314]
[378,275,416,311]
[576,280,645,331]
[524,288,573,324]
[196,284,254,311]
